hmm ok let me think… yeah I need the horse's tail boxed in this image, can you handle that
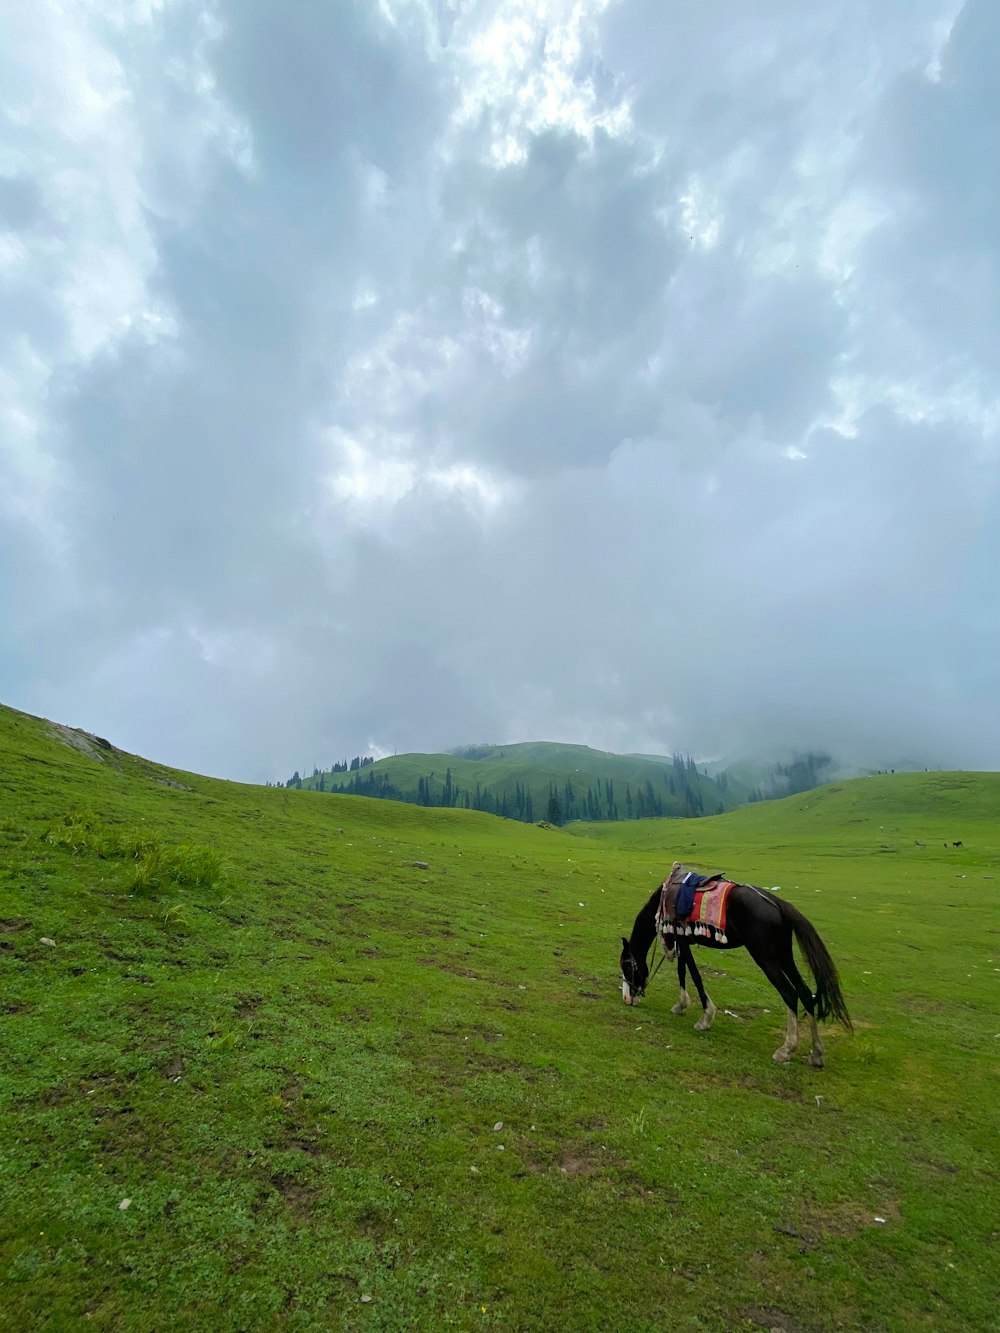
[776,897,853,1031]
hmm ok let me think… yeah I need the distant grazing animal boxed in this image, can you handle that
[952,841,963,848]
[619,864,852,1068]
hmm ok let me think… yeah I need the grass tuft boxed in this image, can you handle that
[126,842,226,898]
[42,809,225,899]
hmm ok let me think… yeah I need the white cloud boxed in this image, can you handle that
[1,0,997,780]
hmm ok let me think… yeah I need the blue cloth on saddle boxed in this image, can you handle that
[675,870,719,918]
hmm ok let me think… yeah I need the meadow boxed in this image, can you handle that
[1,703,998,1331]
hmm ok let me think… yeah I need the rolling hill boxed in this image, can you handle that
[296,739,752,822]
[1,700,998,1331]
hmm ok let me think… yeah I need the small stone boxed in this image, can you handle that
[39,937,56,948]
[118,1199,131,1211]
[413,860,429,870]
[360,1294,372,1303]
[493,1122,503,1132]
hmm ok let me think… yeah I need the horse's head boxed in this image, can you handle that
[620,936,649,1006]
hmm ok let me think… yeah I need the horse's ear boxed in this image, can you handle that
[621,937,630,951]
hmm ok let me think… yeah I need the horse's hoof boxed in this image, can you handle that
[809,1052,825,1069]
[772,1048,792,1063]
[671,1002,687,1015]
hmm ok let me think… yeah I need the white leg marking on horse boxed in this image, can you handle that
[694,997,716,1031]
[772,1008,799,1062]
[672,989,691,1015]
[808,1012,824,1068]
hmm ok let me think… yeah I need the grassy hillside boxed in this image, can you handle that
[1,704,998,1331]
[302,740,747,822]
[571,768,1000,849]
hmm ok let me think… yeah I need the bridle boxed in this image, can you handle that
[622,936,670,1002]
[621,953,646,1001]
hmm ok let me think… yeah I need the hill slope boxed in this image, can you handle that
[300,739,749,822]
[1,702,998,1332]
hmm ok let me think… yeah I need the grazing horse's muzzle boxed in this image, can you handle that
[620,939,648,1005]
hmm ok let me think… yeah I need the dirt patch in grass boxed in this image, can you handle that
[690,1070,809,1103]
[235,994,263,1020]
[269,1172,318,1214]
[521,1139,621,1179]
[161,1054,185,1080]
[470,1051,533,1079]
[774,1196,901,1251]
[898,995,952,1015]
[725,1003,774,1021]
[421,1042,540,1087]
[287,1138,323,1156]
[741,1306,809,1333]
[555,1147,604,1177]
[914,1155,959,1175]
[559,965,603,983]
[356,1207,393,1242]
[0,917,30,933]
[40,1084,72,1107]
[101,945,143,963]
[417,957,485,980]
[801,1195,900,1239]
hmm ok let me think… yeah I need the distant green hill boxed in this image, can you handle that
[292,740,753,822]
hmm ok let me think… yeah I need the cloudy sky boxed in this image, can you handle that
[2,0,998,783]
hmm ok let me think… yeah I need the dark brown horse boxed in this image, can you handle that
[619,876,851,1067]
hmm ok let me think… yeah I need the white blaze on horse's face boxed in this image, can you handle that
[622,976,633,1006]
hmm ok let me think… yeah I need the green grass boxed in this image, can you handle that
[1,704,998,1331]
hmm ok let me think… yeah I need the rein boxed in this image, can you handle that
[645,937,670,987]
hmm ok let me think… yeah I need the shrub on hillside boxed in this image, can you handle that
[127,843,226,897]
[45,809,226,898]
[44,809,117,857]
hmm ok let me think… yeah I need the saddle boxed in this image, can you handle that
[659,861,725,920]
[656,862,734,945]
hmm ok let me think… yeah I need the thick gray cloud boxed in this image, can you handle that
[1,0,996,782]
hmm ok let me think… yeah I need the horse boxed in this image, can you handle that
[619,872,852,1067]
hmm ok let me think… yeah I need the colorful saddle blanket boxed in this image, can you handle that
[656,862,735,945]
